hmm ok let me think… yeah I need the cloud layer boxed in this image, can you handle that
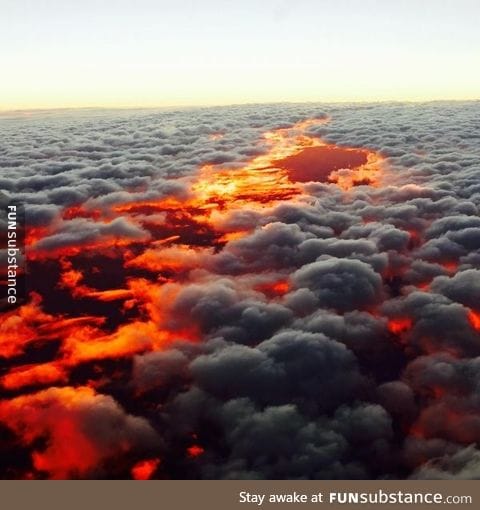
[1,102,480,479]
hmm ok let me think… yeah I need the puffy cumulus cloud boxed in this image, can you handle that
[382,291,480,356]
[376,381,417,423]
[410,446,480,480]
[213,222,312,274]
[205,401,392,479]
[133,349,191,393]
[404,354,480,398]
[340,223,410,252]
[296,238,381,266]
[2,101,480,480]
[32,216,149,254]
[425,215,480,239]
[402,354,480,445]
[164,394,393,479]
[167,280,293,344]
[190,330,367,412]
[293,258,383,312]
[24,204,61,227]
[430,269,480,309]
[212,402,358,479]
[296,310,402,379]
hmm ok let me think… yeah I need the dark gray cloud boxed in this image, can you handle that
[431,269,480,309]
[293,258,383,312]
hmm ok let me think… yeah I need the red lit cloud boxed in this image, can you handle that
[0,386,160,479]
[131,458,161,480]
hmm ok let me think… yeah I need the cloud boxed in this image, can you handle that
[293,258,383,312]
[0,386,161,479]
[411,446,480,480]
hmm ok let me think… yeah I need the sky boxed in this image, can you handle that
[1,0,480,110]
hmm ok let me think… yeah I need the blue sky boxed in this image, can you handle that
[1,0,479,109]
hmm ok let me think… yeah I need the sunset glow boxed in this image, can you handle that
[1,0,479,110]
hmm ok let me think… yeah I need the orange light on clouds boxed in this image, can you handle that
[187,445,205,458]
[388,317,413,335]
[131,458,161,480]
[467,309,480,332]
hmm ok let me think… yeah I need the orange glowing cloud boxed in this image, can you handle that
[55,282,200,365]
[1,362,67,391]
[60,321,157,364]
[62,205,102,221]
[410,405,480,445]
[208,133,224,141]
[0,293,55,358]
[0,386,157,479]
[467,309,480,332]
[438,260,459,273]
[255,279,291,298]
[58,259,133,302]
[131,458,161,480]
[125,245,211,274]
[187,445,205,458]
[388,317,413,335]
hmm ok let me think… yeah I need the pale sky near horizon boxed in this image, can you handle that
[1,0,479,110]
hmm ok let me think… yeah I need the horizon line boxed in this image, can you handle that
[1,98,480,115]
